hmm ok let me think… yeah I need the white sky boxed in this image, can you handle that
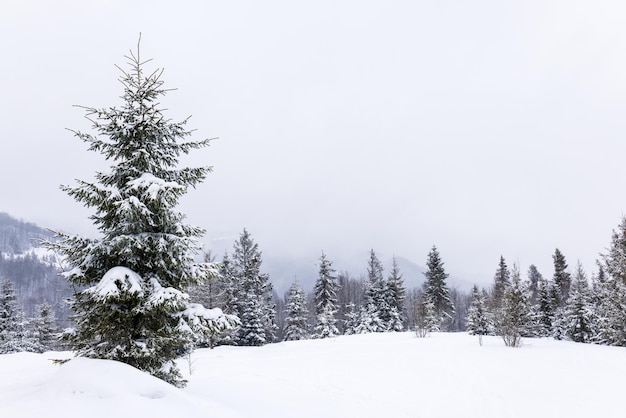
[3,0,626,287]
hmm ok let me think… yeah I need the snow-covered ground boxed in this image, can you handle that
[1,332,623,418]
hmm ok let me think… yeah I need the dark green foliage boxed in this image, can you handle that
[552,248,571,306]
[313,252,339,338]
[491,256,510,309]
[385,257,406,332]
[527,264,542,305]
[45,42,237,386]
[422,246,454,330]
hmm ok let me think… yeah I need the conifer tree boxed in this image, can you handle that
[356,250,386,333]
[527,264,542,305]
[218,252,238,315]
[499,265,532,347]
[283,281,309,341]
[0,280,22,353]
[230,229,276,346]
[491,256,511,309]
[593,277,626,345]
[595,217,626,345]
[563,262,595,343]
[467,285,489,345]
[0,280,39,354]
[313,252,339,338]
[45,41,237,386]
[342,302,359,335]
[385,257,406,332]
[31,302,58,351]
[422,246,454,330]
[553,248,571,306]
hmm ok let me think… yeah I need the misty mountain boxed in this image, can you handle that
[0,212,70,321]
[262,252,473,296]
[0,212,55,254]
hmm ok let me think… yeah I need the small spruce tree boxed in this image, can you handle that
[283,281,309,341]
[313,252,339,338]
[422,246,454,331]
[31,302,58,351]
[553,248,572,306]
[467,285,489,345]
[499,265,532,347]
[230,229,276,346]
[385,257,406,332]
[563,262,595,343]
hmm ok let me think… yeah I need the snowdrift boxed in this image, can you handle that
[1,333,624,418]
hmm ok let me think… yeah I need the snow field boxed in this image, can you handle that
[1,332,624,418]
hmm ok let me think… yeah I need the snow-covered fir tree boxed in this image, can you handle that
[527,264,542,305]
[467,285,489,345]
[385,257,406,332]
[552,248,571,306]
[422,246,454,331]
[31,302,58,351]
[229,229,276,346]
[562,262,595,343]
[595,217,626,346]
[593,276,626,345]
[218,252,238,316]
[45,43,238,386]
[357,250,386,333]
[313,252,339,338]
[499,265,532,347]
[0,280,39,354]
[283,281,309,341]
[535,279,553,336]
[342,302,359,335]
[491,256,511,310]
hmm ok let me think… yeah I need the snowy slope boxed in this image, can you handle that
[1,333,624,418]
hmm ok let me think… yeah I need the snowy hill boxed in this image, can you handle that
[1,332,624,418]
[0,213,70,319]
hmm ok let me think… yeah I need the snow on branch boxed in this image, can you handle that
[86,266,144,298]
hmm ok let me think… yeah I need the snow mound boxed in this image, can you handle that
[0,355,241,418]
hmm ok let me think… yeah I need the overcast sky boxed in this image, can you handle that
[3,0,626,288]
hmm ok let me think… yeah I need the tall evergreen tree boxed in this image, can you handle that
[527,264,542,306]
[230,229,276,346]
[536,278,557,337]
[0,280,22,353]
[499,265,532,347]
[283,281,309,341]
[467,285,490,345]
[385,257,406,332]
[44,42,237,386]
[491,256,511,309]
[313,252,339,338]
[422,246,454,330]
[562,262,595,343]
[595,217,626,345]
[553,248,571,306]
[0,280,39,354]
[357,250,386,333]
